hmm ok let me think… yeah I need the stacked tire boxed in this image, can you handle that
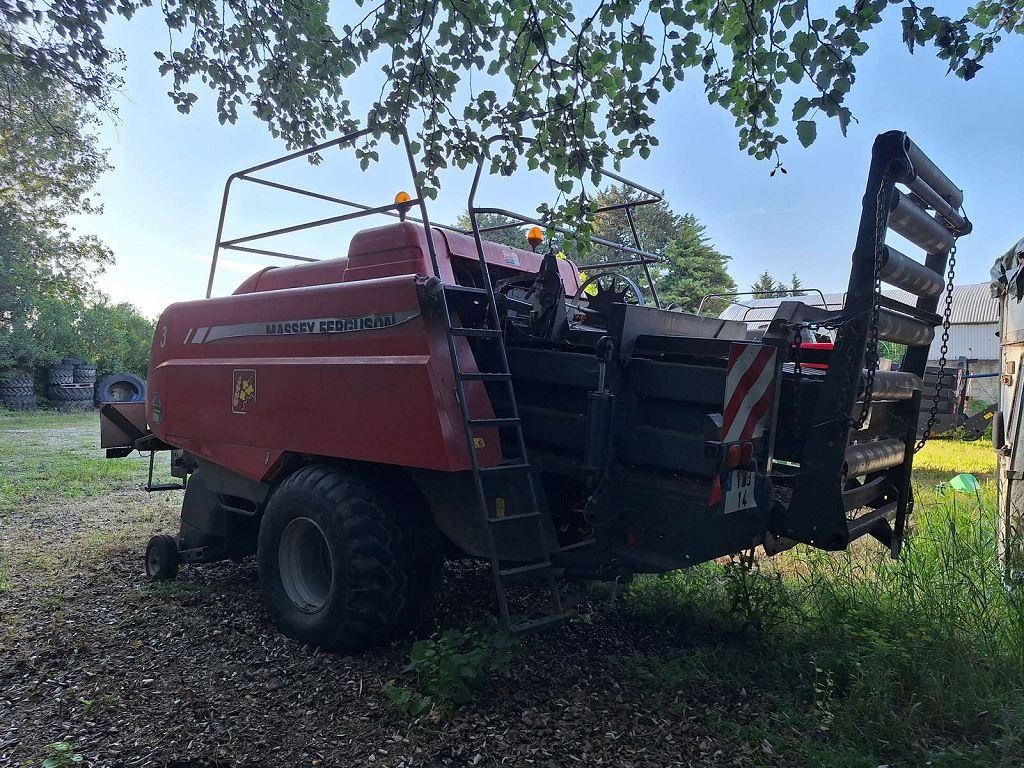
[48,363,95,411]
[94,372,146,404]
[0,373,37,411]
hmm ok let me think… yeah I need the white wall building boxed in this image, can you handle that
[717,281,998,362]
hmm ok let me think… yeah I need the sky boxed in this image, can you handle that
[73,6,1024,317]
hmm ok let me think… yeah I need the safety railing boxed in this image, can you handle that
[466,136,667,308]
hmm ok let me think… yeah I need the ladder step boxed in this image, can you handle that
[488,511,542,523]
[499,561,551,580]
[510,614,566,634]
[469,417,521,429]
[479,462,531,475]
[450,327,502,338]
[458,372,511,382]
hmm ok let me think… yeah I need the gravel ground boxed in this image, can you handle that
[0,475,781,768]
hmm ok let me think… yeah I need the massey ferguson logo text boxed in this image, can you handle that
[187,311,419,344]
[266,315,398,335]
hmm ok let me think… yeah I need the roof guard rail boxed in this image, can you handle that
[466,134,667,308]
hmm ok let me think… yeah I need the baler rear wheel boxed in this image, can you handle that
[257,465,441,650]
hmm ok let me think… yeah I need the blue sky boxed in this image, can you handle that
[76,7,1024,317]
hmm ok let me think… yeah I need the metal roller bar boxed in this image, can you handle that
[888,190,954,254]
[876,309,935,347]
[845,439,906,478]
[906,176,970,233]
[903,136,964,209]
[864,371,921,401]
[879,245,944,298]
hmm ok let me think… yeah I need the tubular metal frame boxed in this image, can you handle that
[207,128,668,305]
[466,136,667,308]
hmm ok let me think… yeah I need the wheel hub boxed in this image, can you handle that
[279,517,333,613]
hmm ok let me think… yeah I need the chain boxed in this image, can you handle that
[787,166,893,432]
[854,165,894,431]
[792,325,804,435]
[916,239,957,452]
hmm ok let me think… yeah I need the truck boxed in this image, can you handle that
[100,127,972,649]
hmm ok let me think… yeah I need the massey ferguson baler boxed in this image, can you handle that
[101,128,972,649]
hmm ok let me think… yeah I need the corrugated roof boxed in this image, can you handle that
[717,282,997,325]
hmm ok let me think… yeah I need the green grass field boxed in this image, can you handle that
[0,410,151,510]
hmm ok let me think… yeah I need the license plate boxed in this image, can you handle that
[724,470,756,514]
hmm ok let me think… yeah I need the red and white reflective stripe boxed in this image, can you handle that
[721,343,777,443]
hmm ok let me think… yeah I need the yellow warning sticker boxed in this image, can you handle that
[473,437,486,449]
[495,497,506,518]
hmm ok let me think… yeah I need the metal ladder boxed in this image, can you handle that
[438,281,566,633]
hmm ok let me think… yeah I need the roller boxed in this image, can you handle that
[845,438,906,478]
[906,176,971,233]
[903,136,963,209]
[876,309,935,347]
[865,371,921,401]
[879,245,944,298]
[888,190,954,254]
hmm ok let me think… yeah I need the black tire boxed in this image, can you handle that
[0,373,33,390]
[146,535,180,580]
[257,464,442,650]
[68,386,94,401]
[73,365,97,384]
[48,366,74,385]
[46,385,92,401]
[0,394,37,411]
[0,385,34,398]
[95,373,146,404]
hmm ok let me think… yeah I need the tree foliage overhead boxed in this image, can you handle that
[3,0,1020,199]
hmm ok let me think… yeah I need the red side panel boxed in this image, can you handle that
[148,274,499,483]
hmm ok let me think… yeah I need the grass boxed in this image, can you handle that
[0,411,180,602]
[625,438,1024,767]
[0,410,150,511]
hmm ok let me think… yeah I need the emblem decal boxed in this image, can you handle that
[232,369,256,413]
[189,311,420,344]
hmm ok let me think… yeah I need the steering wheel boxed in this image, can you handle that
[572,271,646,322]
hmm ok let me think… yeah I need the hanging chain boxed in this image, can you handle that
[792,324,804,435]
[787,165,893,432]
[916,239,958,452]
[853,165,893,431]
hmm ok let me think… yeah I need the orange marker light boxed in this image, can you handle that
[726,443,742,468]
[527,226,544,251]
[394,191,412,221]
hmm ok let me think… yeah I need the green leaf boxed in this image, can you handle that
[796,119,817,147]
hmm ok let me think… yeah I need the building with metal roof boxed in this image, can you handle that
[717,281,998,361]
